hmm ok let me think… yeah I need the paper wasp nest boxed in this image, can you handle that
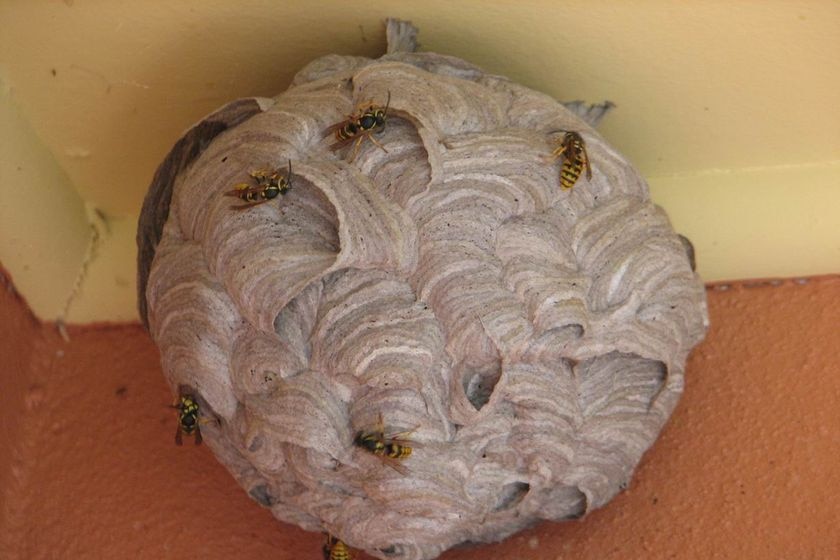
[138,19,708,560]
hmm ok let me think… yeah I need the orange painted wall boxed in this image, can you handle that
[1,269,839,559]
[0,269,44,554]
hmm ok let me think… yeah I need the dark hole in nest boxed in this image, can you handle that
[655,360,667,381]
[649,360,668,402]
[452,539,481,550]
[248,434,264,452]
[462,363,502,411]
[564,509,585,520]
[540,485,589,520]
[678,233,697,271]
[493,481,530,512]
[564,323,584,338]
[562,489,588,519]
[577,353,668,406]
[249,484,277,507]
[379,544,402,556]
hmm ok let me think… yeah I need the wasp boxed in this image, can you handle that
[172,394,202,445]
[548,130,592,190]
[353,412,419,475]
[323,534,353,560]
[324,92,391,161]
[225,160,292,208]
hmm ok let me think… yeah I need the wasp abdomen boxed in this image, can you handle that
[385,442,411,459]
[174,394,202,445]
[324,534,354,560]
[550,131,592,191]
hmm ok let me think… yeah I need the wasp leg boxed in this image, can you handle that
[194,425,203,445]
[550,145,568,159]
[367,133,389,154]
[322,534,334,560]
[347,135,366,163]
[175,424,183,446]
[542,145,568,166]
[356,99,375,113]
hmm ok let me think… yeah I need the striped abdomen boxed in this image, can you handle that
[177,396,200,434]
[324,535,353,560]
[560,145,587,190]
[334,122,360,142]
[552,131,591,190]
[354,433,412,459]
[383,442,412,459]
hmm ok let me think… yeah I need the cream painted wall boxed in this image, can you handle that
[1,1,838,322]
[0,76,91,321]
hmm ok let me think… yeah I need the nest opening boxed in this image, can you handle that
[379,544,402,557]
[462,362,503,411]
[249,484,277,507]
[493,482,531,512]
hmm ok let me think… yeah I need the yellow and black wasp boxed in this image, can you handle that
[548,130,592,190]
[225,160,292,209]
[324,92,391,161]
[353,412,419,475]
[172,394,202,446]
[323,534,353,560]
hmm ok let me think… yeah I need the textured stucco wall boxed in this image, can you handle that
[0,267,44,554]
[1,272,838,559]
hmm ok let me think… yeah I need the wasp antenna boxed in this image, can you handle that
[384,90,391,115]
[287,159,293,186]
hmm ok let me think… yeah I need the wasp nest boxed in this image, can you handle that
[138,19,708,560]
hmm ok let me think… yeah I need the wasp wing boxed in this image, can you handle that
[379,455,410,476]
[582,149,593,180]
[322,117,354,139]
[224,184,276,209]
[329,134,365,152]
[224,184,261,198]
[384,426,423,449]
